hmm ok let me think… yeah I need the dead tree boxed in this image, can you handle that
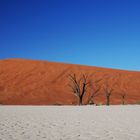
[116,73,128,105]
[87,79,102,105]
[103,74,116,106]
[120,93,126,105]
[68,73,90,105]
[118,81,127,105]
[104,88,113,106]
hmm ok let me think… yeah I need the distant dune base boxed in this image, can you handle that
[0,59,140,105]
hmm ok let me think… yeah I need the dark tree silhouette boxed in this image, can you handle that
[68,73,91,105]
[103,74,116,106]
[116,73,129,105]
[104,88,113,106]
[120,93,126,105]
[87,78,102,105]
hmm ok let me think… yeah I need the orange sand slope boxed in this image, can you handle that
[0,59,140,105]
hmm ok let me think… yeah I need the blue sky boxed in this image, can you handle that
[0,0,140,71]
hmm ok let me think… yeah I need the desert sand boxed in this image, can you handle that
[0,59,140,105]
[0,105,140,140]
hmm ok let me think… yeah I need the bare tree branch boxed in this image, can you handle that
[87,78,102,105]
[103,74,116,105]
[68,73,91,105]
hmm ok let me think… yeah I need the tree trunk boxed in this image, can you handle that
[106,95,110,106]
[79,83,86,105]
[122,97,125,105]
[89,99,95,105]
[79,97,83,105]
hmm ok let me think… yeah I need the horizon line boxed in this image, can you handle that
[1,57,140,72]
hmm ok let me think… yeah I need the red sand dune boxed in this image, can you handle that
[0,58,140,105]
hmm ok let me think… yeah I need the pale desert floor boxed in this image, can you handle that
[0,105,140,140]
